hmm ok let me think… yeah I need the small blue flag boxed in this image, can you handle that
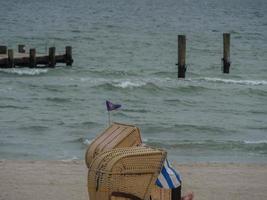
[106,100,121,111]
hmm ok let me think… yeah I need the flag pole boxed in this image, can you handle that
[108,111,111,126]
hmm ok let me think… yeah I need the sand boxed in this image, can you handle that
[0,160,267,200]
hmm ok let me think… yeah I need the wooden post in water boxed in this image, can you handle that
[7,49,14,68]
[48,47,56,67]
[0,46,7,54]
[178,35,186,78]
[222,33,230,73]
[29,48,36,68]
[65,46,73,66]
[18,45,26,53]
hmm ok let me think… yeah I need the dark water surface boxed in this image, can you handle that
[0,0,267,163]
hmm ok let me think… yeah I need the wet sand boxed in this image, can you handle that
[0,160,266,200]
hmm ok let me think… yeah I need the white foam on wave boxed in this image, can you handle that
[80,77,174,89]
[142,138,148,142]
[202,77,267,86]
[113,77,174,88]
[61,156,79,162]
[80,77,107,83]
[83,139,92,145]
[0,68,49,75]
[244,140,267,144]
[113,80,147,88]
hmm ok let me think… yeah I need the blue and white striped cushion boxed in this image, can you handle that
[156,159,182,189]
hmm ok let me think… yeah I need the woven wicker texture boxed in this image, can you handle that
[150,185,171,200]
[85,122,142,168]
[88,147,167,200]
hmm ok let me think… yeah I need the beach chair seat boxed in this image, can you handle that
[87,147,167,200]
[85,122,142,168]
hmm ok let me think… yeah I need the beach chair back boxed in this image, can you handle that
[85,122,142,168]
[87,147,167,200]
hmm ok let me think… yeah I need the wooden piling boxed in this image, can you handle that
[65,46,73,66]
[0,46,7,54]
[222,33,230,73]
[29,48,36,68]
[7,49,14,68]
[178,35,186,78]
[48,47,56,67]
[18,45,26,53]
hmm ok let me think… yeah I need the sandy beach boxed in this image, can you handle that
[0,160,266,200]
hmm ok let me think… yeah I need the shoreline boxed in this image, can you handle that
[0,160,267,200]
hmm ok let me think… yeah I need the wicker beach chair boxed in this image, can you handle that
[85,122,142,168]
[85,122,178,200]
[87,147,167,200]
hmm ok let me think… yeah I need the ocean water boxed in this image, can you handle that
[0,0,267,163]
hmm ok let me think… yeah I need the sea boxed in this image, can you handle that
[0,0,266,163]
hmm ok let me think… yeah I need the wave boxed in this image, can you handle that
[0,105,28,109]
[141,124,231,135]
[113,80,147,88]
[71,137,267,154]
[0,151,38,159]
[145,139,267,154]
[81,77,175,89]
[240,88,267,97]
[80,121,101,128]
[164,98,197,106]
[82,139,92,145]
[200,77,267,86]
[177,84,210,93]
[46,97,72,103]
[98,79,213,94]
[83,69,138,77]
[61,156,79,162]
[123,108,149,113]
[19,125,50,131]
[0,68,49,76]
[68,137,92,145]
[142,138,149,143]
[150,71,174,77]
[65,121,100,129]
[94,80,163,91]
[244,140,267,144]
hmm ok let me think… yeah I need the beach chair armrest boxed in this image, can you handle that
[111,192,143,200]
